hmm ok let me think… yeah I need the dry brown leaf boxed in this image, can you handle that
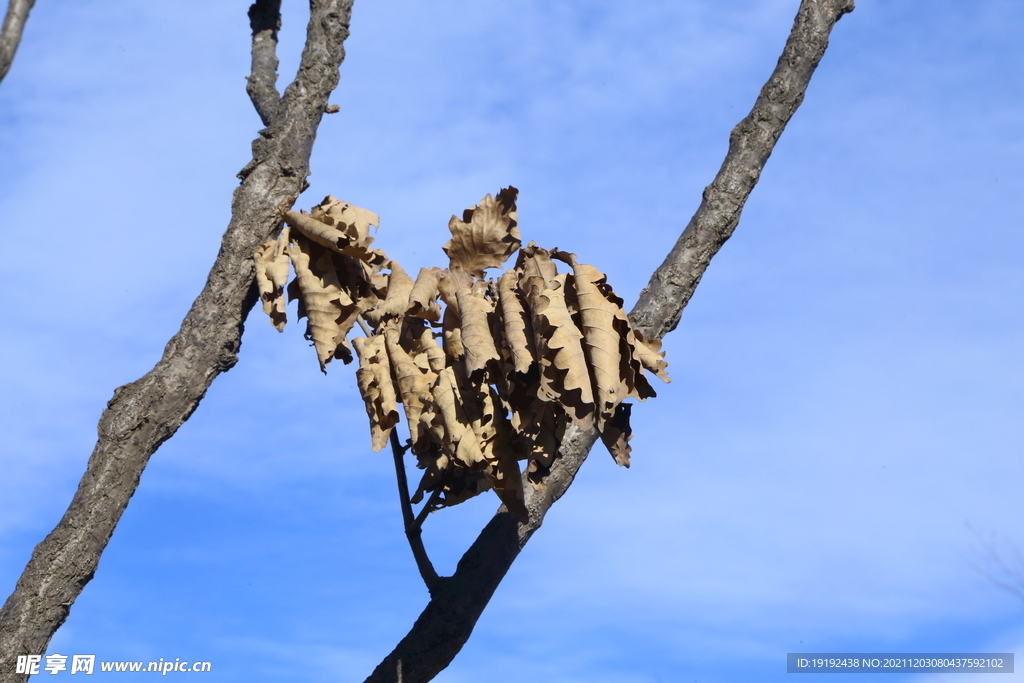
[383,322,436,443]
[375,262,415,321]
[441,305,464,361]
[417,325,447,374]
[287,238,359,371]
[600,402,633,467]
[309,195,380,251]
[456,284,500,378]
[431,366,484,466]
[515,242,559,290]
[570,260,626,427]
[525,273,594,422]
[630,332,670,383]
[284,210,354,254]
[353,335,400,451]
[443,187,521,278]
[254,226,291,331]
[285,200,388,269]
[484,414,528,520]
[496,269,535,374]
[408,267,444,321]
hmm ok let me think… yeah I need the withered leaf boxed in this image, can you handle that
[456,283,500,378]
[630,332,670,383]
[310,195,380,251]
[408,267,444,321]
[287,238,359,372]
[374,261,415,322]
[353,335,400,451]
[383,322,436,443]
[525,273,594,422]
[515,242,559,291]
[285,200,388,269]
[497,269,535,374]
[254,226,291,331]
[443,187,521,278]
[600,402,633,467]
[572,260,627,427]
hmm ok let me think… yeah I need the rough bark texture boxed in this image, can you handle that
[363,1,854,681]
[0,0,35,85]
[0,1,354,679]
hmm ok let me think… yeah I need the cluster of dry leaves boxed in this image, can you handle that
[254,187,669,517]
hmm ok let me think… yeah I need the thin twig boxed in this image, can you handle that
[356,313,373,337]
[0,0,36,85]
[390,430,441,594]
[412,489,442,531]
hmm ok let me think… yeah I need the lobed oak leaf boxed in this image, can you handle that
[443,187,521,279]
[285,200,389,269]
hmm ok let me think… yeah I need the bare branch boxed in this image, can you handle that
[967,525,1024,605]
[631,0,855,341]
[391,431,441,594]
[247,0,283,126]
[0,1,355,677]
[363,1,855,680]
[0,0,35,85]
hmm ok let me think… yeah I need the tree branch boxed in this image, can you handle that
[246,0,283,126]
[0,1,355,678]
[362,1,855,681]
[391,431,441,594]
[0,0,35,85]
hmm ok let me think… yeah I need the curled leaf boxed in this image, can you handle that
[600,402,633,467]
[497,269,535,374]
[456,283,500,378]
[408,267,444,321]
[630,332,670,383]
[571,260,629,427]
[254,226,291,331]
[366,262,415,324]
[525,273,594,422]
[310,195,380,251]
[287,238,360,371]
[353,335,400,451]
[383,322,436,443]
[285,198,388,268]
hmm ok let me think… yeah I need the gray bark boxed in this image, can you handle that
[0,0,35,85]
[362,0,855,681]
[0,1,354,679]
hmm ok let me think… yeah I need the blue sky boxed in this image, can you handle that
[1,0,1023,681]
